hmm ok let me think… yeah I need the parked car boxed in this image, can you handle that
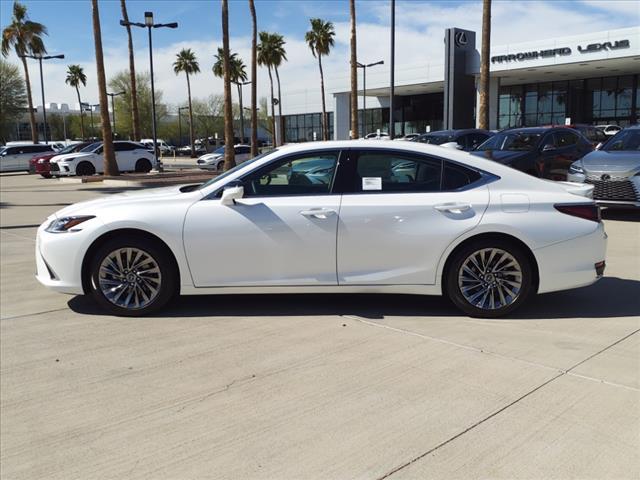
[30,142,92,178]
[49,141,156,176]
[555,125,608,149]
[393,133,421,141]
[595,124,622,137]
[36,140,605,318]
[413,129,494,151]
[567,125,640,208]
[177,144,207,156]
[197,145,251,171]
[364,132,390,140]
[0,143,55,173]
[140,139,175,155]
[472,127,593,179]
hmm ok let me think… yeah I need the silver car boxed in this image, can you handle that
[567,126,640,208]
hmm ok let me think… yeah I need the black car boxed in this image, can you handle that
[412,129,494,151]
[471,127,593,180]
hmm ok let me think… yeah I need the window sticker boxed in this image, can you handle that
[362,177,382,191]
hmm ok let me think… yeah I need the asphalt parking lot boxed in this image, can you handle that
[1,172,639,480]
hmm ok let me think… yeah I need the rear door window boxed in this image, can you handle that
[353,151,442,193]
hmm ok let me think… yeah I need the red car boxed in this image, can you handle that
[30,142,92,178]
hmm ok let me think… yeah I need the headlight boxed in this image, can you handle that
[45,215,95,233]
[63,157,76,162]
[38,159,46,164]
[568,162,584,174]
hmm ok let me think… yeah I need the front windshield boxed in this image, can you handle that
[476,132,541,151]
[197,150,277,190]
[603,129,640,151]
[58,143,83,154]
[80,142,102,152]
[416,134,455,145]
[212,146,225,154]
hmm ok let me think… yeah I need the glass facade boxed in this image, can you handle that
[498,74,639,129]
[284,112,333,142]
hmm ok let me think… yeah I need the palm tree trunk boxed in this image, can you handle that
[478,0,491,130]
[267,66,276,146]
[274,65,283,146]
[75,86,85,140]
[318,54,328,141]
[249,0,258,157]
[221,0,235,171]
[91,0,118,175]
[186,72,196,158]
[121,0,140,141]
[20,56,38,143]
[350,0,358,139]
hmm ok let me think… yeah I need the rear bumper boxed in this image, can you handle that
[535,223,607,294]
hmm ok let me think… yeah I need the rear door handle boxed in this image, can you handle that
[300,208,336,219]
[434,203,472,214]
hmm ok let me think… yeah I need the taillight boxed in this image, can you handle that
[554,204,601,222]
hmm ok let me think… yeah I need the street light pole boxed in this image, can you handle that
[20,53,65,144]
[356,60,383,137]
[232,80,251,143]
[107,91,125,138]
[120,11,177,172]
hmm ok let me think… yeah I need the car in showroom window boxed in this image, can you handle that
[35,140,606,319]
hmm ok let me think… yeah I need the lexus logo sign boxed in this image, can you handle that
[601,174,611,181]
[455,31,467,47]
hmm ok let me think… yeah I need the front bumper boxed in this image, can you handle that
[49,162,74,176]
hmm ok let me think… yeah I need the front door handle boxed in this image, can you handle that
[300,208,336,219]
[434,203,472,214]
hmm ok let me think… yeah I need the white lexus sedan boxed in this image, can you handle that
[36,141,607,317]
[50,141,156,176]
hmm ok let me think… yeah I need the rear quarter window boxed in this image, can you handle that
[442,162,482,190]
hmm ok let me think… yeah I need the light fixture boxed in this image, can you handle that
[144,11,153,26]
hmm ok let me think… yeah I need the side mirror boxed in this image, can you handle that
[220,184,244,206]
[542,144,556,152]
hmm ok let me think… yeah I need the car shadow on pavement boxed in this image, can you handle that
[67,276,639,320]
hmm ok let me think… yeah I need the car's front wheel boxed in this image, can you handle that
[445,238,534,318]
[135,158,152,173]
[76,161,96,177]
[89,235,177,316]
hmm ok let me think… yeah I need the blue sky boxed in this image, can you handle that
[1,0,638,111]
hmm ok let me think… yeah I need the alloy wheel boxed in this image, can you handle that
[98,247,162,310]
[457,248,523,310]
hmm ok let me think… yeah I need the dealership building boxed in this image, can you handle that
[279,26,640,142]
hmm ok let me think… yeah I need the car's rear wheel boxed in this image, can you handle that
[445,238,534,318]
[40,173,52,179]
[89,235,177,316]
[76,161,95,176]
[135,158,152,173]
[217,160,224,172]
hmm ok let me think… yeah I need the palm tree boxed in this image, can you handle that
[120,0,140,141]
[173,48,200,158]
[1,1,47,143]
[257,32,276,146]
[269,34,286,146]
[213,48,247,140]
[349,0,358,139]
[478,0,491,130]
[221,0,235,171]
[305,18,335,141]
[91,0,118,175]
[248,0,258,157]
[65,65,86,140]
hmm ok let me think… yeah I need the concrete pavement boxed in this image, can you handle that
[1,172,639,479]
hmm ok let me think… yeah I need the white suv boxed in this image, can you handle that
[50,141,156,176]
[140,139,174,155]
[0,143,55,172]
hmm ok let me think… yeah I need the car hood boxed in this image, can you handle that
[470,150,532,163]
[199,153,222,162]
[50,184,203,218]
[51,152,94,163]
[579,150,640,171]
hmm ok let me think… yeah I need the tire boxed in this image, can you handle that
[217,161,224,172]
[88,235,178,316]
[76,161,96,177]
[40,173,52,179]
[135,158,152,173]
[444,238,534,318]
